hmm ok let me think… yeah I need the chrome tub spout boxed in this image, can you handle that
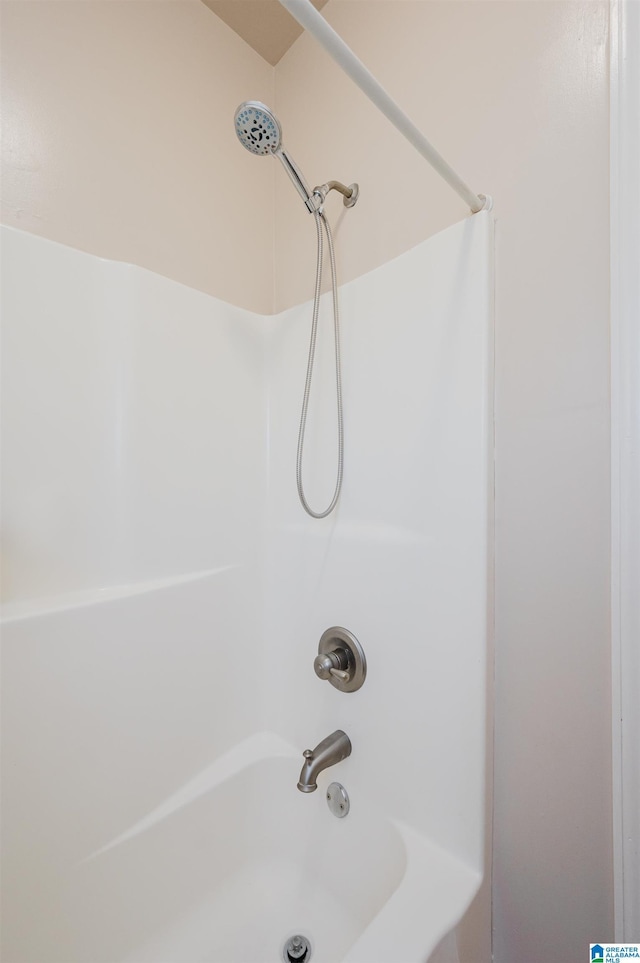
[297,730,352,793]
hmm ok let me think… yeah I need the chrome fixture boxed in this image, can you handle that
[313,180,359,209]
[326,781,350,818]
[234,101,315,212]
[314,626,366,693]
[295,208,343,518]
[233,101,359,519]
[234,102,358,215]
[282,934,312,963]
[297,730,351,793]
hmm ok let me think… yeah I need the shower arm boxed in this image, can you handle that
[313,180,359,209]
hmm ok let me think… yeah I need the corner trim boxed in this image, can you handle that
[611,0,640,940]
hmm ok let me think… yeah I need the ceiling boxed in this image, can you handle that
[202,0,329,66]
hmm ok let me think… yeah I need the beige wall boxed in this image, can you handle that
[1,1,613,959]
[0,0,275,315]
[275,3,612,962]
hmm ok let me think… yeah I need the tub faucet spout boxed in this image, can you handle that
[297,730,351,793]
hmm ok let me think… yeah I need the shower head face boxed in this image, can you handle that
[234,100,314,211]
[234,101,282,156]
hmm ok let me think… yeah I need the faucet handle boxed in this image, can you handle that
[303,749,314,760]
[314,649,349,682]
[314,627,367,693]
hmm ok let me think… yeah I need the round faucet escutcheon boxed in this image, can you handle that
[314,627,366,693]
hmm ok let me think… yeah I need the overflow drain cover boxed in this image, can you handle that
[283,935,311,962]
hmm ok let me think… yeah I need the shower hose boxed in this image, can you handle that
[296,206,344,519]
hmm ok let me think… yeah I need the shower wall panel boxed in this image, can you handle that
[264,213,493,876]
[0,226,268,959]
[1,226,266,605]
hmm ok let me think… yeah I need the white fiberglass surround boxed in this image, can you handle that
[1,214,493,963]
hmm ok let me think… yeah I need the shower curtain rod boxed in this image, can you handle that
[277,0,490,215]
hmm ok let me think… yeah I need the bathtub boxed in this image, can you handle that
[44,733,479,963]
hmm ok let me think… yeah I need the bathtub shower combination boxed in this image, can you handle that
[1,64,493,963]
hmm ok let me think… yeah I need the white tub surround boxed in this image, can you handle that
[0,226,268,604]
[264,212,493,960]
[1,214,493,963]
[1,224,270,960]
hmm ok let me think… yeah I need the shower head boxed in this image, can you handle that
[234,100,317,212]
[234,101,282,156]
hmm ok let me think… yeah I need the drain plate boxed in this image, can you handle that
[326,781,350,818]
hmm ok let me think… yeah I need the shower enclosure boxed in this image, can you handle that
[1,3,493,959]
[1,204,493,961]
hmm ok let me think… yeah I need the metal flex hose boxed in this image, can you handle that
[296,206,344,518]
